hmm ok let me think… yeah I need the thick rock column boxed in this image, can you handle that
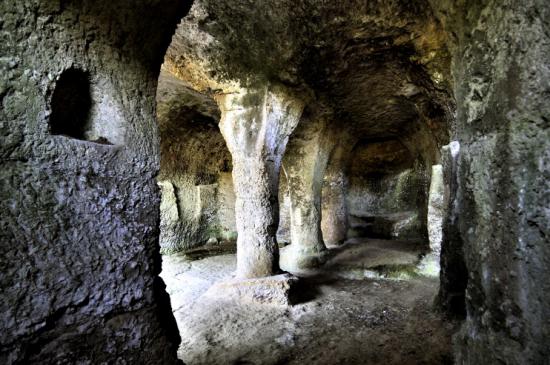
[321,171,349,246]
[280,115,332,270]
[216,86,304,278]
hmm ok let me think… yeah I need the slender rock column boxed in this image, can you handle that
[427,164,446,258]
[216,86,304,278]
[321,141,354,246]
[417,163,448,277]
[321,170,349,245]
[281,116,332,269]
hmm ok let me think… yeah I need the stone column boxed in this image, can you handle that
[427,164,446,257]
[437,141,467,314]
[321,172,348,245]
[321,141,354,246]
[216,86,304,278]
[418,163,448,277]
[280,116,332,269]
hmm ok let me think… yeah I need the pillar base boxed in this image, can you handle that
[203,273,298,306]
[279,245,329,272]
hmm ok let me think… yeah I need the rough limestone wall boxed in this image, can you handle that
[158,175,233,253]
[437,141,468,316]
[0,1,189,364]
[346,139,431,241]
[347,166,429,241]
[427,164,446,257]
[432,0,550,362]
[347,167,428,217]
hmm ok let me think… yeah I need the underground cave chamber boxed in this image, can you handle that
[154,77,454,363]
[1,0,548,364]
[153,3,462,362]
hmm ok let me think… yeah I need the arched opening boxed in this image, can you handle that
[324,136,436,279]
[155,69,239,336]
[156,70,234,255]
[155,2,463,363]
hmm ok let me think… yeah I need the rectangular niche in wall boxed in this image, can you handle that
[50,68,95,140]
[49,67,124,145]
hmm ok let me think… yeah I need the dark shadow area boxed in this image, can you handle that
[50,68,92,139]
[288,277,324,305]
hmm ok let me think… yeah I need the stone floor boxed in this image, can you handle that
[160,238,458,365]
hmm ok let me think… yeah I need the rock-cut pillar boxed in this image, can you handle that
[216,86,304,278]
[280,116,332,269]
[321,140,354,246]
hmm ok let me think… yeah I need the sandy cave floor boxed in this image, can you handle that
[160,238,459,365]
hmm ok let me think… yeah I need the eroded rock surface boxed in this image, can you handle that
[347,138,430,242]
[432,1,550,362]
[0,1,191,363]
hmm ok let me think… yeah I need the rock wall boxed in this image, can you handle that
[427,164,446,256]
[0,1,189,363]
[3,0,547,362]
[431,0,550,362]
[437,141,468,316]
[348,169,425,217]
[347,169,428,241]
[346,139,430,241]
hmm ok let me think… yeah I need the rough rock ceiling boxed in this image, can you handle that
[156,70,230,181]
[162,0,454,144]
[349,138,415,176]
